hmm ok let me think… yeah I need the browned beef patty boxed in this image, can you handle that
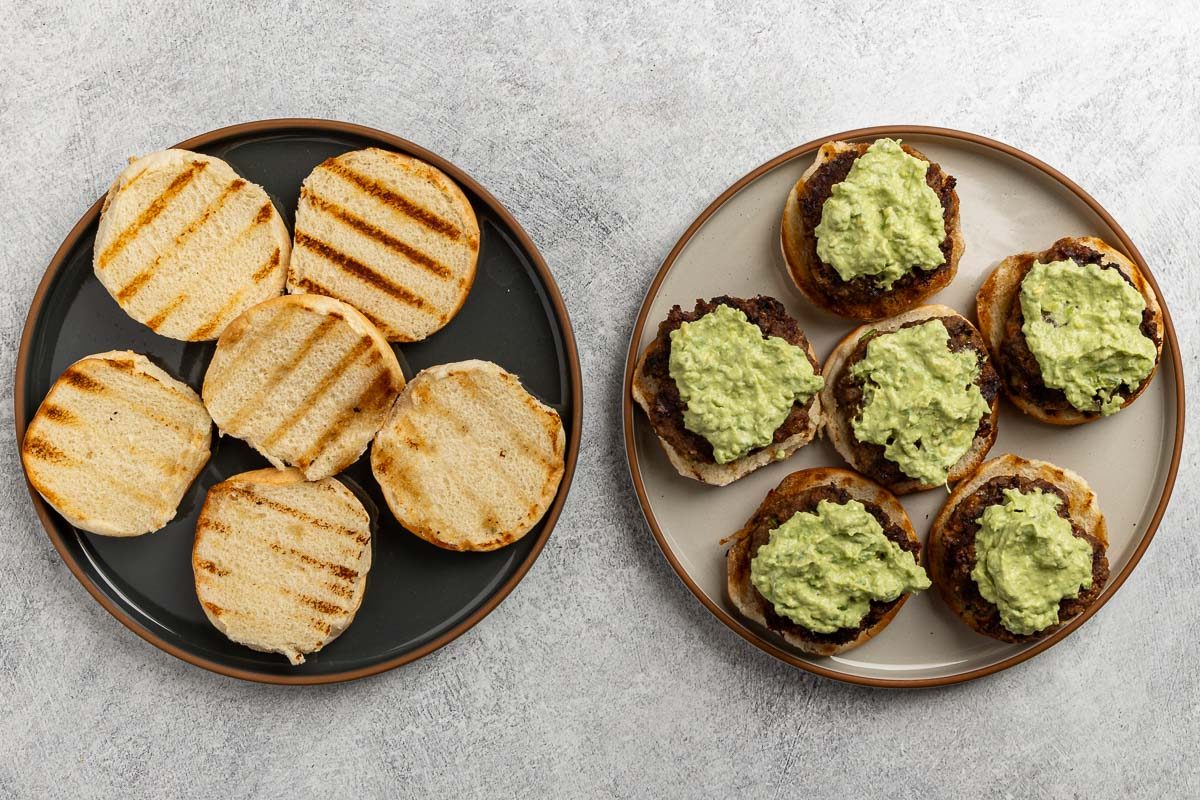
[743,483,919,646]
[797,145,958,305]
[832,316,1000,486]
[937,475,1109,642]
[639,296,819,465]
[997,241,1160,417]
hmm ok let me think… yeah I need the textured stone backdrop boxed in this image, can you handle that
[1,1,1196,797]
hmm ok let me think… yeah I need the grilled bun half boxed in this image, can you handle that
[726,468,921,656]
[203,294,405,481]
[927,454,1109,643]
[821,304,1000,495]
[631,296,823,487]
[976,236,1164,425]
[21,351,211,537]
[193,468,372,665]
[94,149,290,341]
[781,140,963,320]
[372,360,565,551]
[287,148,480,342]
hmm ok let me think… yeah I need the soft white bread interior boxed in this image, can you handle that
[371,359,565,551]
[287,147,479,342]
[820,304,999,494]
[21,351,211,536]
[94,149,290,341]
[202,294,405,481]
[975,235,1164,425]
[193,468,372,665]
[725,467,918,656]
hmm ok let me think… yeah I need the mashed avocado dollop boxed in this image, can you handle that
[750,499,930,633]
[814,138,947,289]
[849,320,989,486]
[1020,259,1156,416]
[971,488,1094,636]
[669,304,823,464]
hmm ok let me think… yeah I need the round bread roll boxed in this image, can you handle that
[372,359,565,551]
[631,296,823,487]
[193,468,372,665]
[94,149,290,341]
[20,351,211,537]
[725,467,922,656]
[927,454,1109,642]
[976,236,1164,425]
[202,294,405,481]
[287,147,480,342]
[781,139,963,320]
[820,304,1001,495]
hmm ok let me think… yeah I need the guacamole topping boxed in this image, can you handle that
[849,320,989,486]
[669,304,823,464]
[750,499,930,633]
[1020,259,1156,415]
[971,488,1093,635]
[813,138,947,289]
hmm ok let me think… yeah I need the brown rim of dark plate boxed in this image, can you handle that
[621,124,1185,688]
[13,118,583,685]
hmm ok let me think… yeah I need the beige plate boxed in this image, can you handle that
[622,126,1184,687]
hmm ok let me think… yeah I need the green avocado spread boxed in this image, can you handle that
[668,304,823,464]
[750,499,930,633]
[849,320,989,486]
[971,488,1094,636]
[813,138,947,289]
[1020,259,1156,416]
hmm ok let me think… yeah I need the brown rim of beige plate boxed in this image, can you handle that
[14,118,583,685]
[621,124,1185,688]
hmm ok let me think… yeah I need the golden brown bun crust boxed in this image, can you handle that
[819,304,1000,495]
[976,236,1164,426]
[781,141,963,320]
[724,467,918,656]
[927,454,1108,641]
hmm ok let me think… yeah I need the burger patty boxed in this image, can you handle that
[743,483,919,646]
[997,240,1160,416]
[798,145,958,304]
[833,316,1001,486]
[937,475,1109,643]
[639,296,819,465]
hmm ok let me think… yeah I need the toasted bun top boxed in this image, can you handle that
[976,236,1164,425]
[287,147,479,342]
[202,293,405,481]
[94,149,290,341]
[21,351,212,536]
[372,360,565,551]
[193,468,372,665]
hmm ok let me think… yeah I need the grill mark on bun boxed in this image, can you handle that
[114,178,247,303]
[97,160,209,270]
[221,484,362,539]
[289,276,393,332]
[195,559,229,577]
[300,189,454,279]
[40,404,76,425]
[296,371,398,470]
[267,541,361,582]
[323,160,464,241]
[145,294,187,331]
[254,202,274,225]
[201,601,226,617]
[188,285,253,341]
[62,368,104,392]
[297,594,347,616]
[294,232,434,313]
[222,316,339,431]
[259,337,374,450]
[23,435,73,464]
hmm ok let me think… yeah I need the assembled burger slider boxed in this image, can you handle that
[928,454,1109,641]
[632,296,824,486]
[821,304,1001,494]
[726,468,929,655]
[977,236,1163,424]
[782,138,963,320]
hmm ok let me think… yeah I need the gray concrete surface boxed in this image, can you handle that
[1,1,1196,797]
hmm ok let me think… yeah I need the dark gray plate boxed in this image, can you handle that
[14,119,581,684]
